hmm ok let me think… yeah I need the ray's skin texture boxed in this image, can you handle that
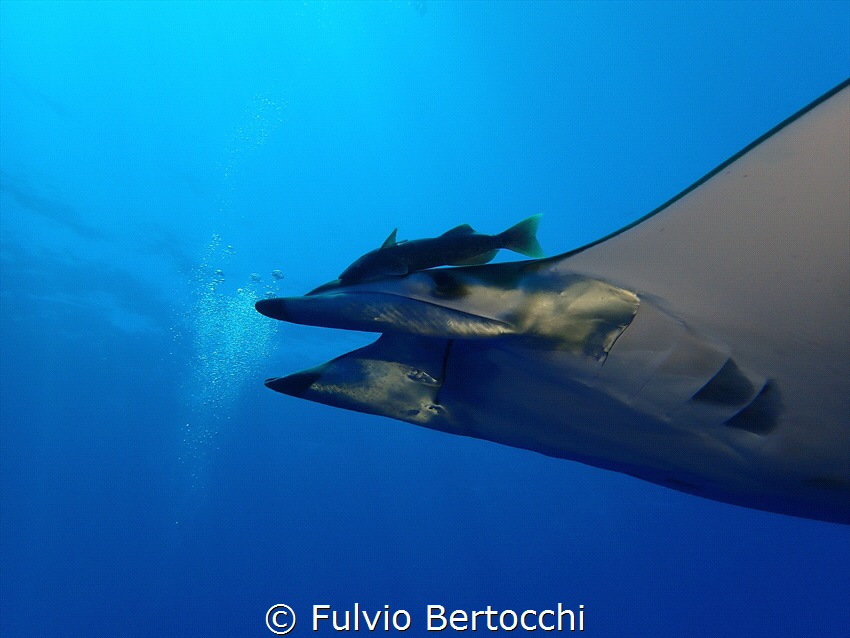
[257,80,850,524]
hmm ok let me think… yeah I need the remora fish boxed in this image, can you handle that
[257,80,850,524]
[338,215,545,284]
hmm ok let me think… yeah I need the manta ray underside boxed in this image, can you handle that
[257,81,850,524]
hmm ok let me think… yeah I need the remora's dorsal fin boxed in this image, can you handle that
[500,214,545,258]
[380,228,399,249]
[440,223,476,237]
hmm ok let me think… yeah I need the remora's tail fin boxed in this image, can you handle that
[500,214,545,258]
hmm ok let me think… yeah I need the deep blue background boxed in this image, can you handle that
[2,2,849,637]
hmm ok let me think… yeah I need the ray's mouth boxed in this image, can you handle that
[252,278,508,409]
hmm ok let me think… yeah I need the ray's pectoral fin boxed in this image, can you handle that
[258,80,850,525]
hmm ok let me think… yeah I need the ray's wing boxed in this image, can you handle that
[546,80,849,490]
[558,82,849,371]
[257,81,850,523]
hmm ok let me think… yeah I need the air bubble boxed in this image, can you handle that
[180,235,279,466]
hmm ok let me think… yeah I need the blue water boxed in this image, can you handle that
[2,2,849,637]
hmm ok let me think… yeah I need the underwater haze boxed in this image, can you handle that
[1,2,849,637]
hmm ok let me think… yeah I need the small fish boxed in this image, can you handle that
[338,215,545,284]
